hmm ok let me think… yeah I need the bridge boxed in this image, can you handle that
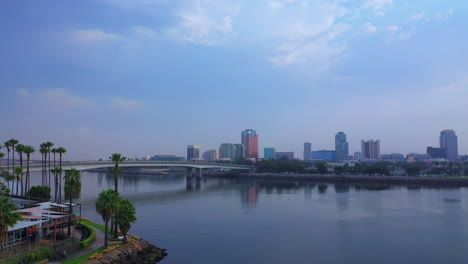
[1,161,252,178]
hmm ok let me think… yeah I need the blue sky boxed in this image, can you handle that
[1,0,467,160]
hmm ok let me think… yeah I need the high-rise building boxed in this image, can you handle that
[187,145,200,160]
[150,155,185,162]
[304,142,312,161]
[275,152,294,160]
[354,152,362,161]
[440,130,458,161]
[219,143,236,160]
[241,129,258,159]
[264,148,276,159]
[426,147,446,159]
[233,144,246,160]
[335,132,349,162]
[202,150,219,161]
[361,140,380,160]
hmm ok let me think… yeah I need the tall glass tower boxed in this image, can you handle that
[241,129,258,159]
[440,130,458,161]
[335,132,349,162]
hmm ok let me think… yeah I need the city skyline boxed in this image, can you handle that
[1,1,468,160]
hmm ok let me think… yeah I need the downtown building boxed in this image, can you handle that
[304,142,312,161]
[312,150,336,162]
[202,149,219,161]
[241,129,259,159]
[440,130,458,161]
[275,152,294,160]
[361,140,380,160]
[187,145,200,161]
[335,132,349,162]
[219,143,246,160]
[264,148,276,160]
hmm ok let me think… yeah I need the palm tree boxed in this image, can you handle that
[16,144,25,195]
[57,147,67,203]
[14,167,25,196]
[4,141,11,173]
[0,196,22,245]
[23,146,35,193]
[8,139,19,172]
[51,148,58,167]
[115,198,137,244]
[110,153,125,237]
[44,142,54,189]
[40,144,48,186]
[96,189,120,248]
[64,168,80,236]
[51,167,62,203]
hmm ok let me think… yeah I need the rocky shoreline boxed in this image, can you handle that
[205,173,468,187]
[83,237,167,264]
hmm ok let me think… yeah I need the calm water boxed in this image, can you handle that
[30,171,468,263]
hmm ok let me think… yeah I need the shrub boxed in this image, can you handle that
[27,186,51,200]
[80,221,97,248]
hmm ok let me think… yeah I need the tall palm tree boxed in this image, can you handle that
[115,198,137,244]
[23,146,35,193]
[8,139,19,173]
[44,142,54,189]
[110,153,125,237]
[40,144,48,186]
[51,148,58,167]
[64,168,80,236]
[96,189,120,248]
[14,167,25,196]
[57,147,67,203]
[51,167,62,203]
[4,141,11,173]
[0,196,22,245]
[16,144,25,195]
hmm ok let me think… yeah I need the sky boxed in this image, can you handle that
[1,0,467,160]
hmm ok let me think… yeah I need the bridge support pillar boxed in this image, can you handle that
[196,168,203,180]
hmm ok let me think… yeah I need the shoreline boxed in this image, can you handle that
[205,173,468,187]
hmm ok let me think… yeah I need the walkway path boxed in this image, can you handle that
[49,227,105,264]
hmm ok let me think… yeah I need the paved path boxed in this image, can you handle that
[49,227,105,264]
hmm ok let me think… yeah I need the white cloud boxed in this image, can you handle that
[412,13,425,20]
[16,88,31,97]
[68,29,121,46]
[386,25,398,32]
[363,0,393,16]
[365,22,377,33]
[40,88,89,108]
[110,97,143,111]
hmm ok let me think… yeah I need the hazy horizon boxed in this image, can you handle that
[1,0,467,160]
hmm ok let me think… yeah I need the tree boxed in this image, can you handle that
[51,167,62,203]
[44,142,54,189]
[2,171,15,193]
[23,145,35,193]
[14,167,25,196]
[57,147,67,203]
[8,140,19,192]
[96,189,120,248]
[316,162,328,174]
[51,148,58,167]
[27,186,52,200]
[110,153,126,238]
[40,144,48,186]
[115,198,137,244]
[3,141,11,173]
[15,144,25,195]
[64,168,80,236]
[0,196,22,245]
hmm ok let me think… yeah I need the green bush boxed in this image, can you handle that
[27,186,51,200]
[35,247,52,261]
[80,221,97,248]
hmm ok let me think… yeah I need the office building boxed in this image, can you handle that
[335,132,349,162]
[426,147,446,159]
[241,129,259,159]
[406,153,430,161]
[219,143,235,160]
[312,150,336,162]
[440,130,458,161]
[150,155,185,162]
[234,144,246,160]
[380,153,404,162]
[264,148,276,160]
[304,142,312,161]
[354,152,362,161]
[361,140,380,160]
[187,145,200,160]
[202,150,219,161]
[275,152,294,160]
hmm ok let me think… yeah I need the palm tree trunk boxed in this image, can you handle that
[26,155,30,193]
[113,164,119,237]
[123,231,128,244]
[12,147,16,194]
[68,178,73,236]
[19,153,23,195]
[104,220,109,248]
[59,154,62,203]
[48,151,51,189]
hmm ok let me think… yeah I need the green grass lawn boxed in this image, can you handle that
[80,220,106,233]
[61,246,106,264]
